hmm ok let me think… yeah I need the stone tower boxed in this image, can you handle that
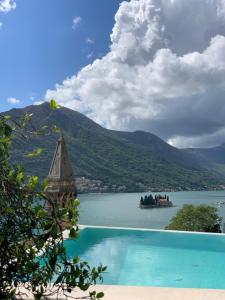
[45,135,77,211]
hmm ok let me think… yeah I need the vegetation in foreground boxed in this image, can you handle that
[0,101,105,299]
[166,204,221,233]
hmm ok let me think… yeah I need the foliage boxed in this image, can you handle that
[0,104,106,299]
[165,204,221,232]
[140,194,170,206]
[50,99,62,110]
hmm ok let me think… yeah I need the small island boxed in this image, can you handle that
[139,194,173,209]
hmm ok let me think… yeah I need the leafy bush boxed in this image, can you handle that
[166,204,221,232]
[0,102,106,299]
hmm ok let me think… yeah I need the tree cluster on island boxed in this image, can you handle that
[140,194,173,208]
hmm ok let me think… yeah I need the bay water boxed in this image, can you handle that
[78,191,225,229]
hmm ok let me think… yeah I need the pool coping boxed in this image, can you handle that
[68,285,225,300]
[63,224,225,238]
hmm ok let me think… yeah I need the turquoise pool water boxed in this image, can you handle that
[65,227,225,289]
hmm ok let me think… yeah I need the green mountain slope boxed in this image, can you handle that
[185,144,225,164]
[112,130,203,169]
[184,145,225,178]
[6,103,225,192]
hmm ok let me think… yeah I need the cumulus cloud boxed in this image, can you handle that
[0,0,16,13]
[72,16,82,30]
[46,0,225,148]
[7,97,21,105]
[169,128,225,149]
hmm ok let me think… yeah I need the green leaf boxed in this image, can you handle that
[69,227,77,238]
[4,124,12,137]
[51,125,61,133]
[0,136,11,143]
[50,99,57,110]
[51,224,59,236]
[96,292,104,299]
[42,178,48,189]
[36,207,48,218]
[89,291,96,297]
[41,125,48,130]
[26,148,44,157]
[80,284,89,291]
[50,99,62,110]
[73,256,80,264]
[28,176,39,189]
[6,207,13,214]
[16,172,24,183]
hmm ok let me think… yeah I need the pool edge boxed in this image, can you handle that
[63,224,225,239]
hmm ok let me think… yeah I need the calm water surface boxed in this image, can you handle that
[65,228,225,288]
[78,191,225,229]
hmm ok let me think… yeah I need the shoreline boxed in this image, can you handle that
[78,188,225,194]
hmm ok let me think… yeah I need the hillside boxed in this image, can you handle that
[112,130,203,169]
[5,102,225,192]
[184,145,225,178]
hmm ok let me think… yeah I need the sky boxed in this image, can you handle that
[2,0,225,149]
[0,0,121,109]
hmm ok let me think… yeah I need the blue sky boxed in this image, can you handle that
[2,0,225,148]
[0,0,122,112]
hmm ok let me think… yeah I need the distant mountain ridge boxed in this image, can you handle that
[184,145,225,178]
[5,102,225,192]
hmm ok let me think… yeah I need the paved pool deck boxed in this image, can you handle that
[73,285,225,300]
[19,285,225,300]
[23,285,225,300]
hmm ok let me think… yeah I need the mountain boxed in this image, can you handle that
[5,102,225,192]
[184,144,225,177]
[112,130,203,169]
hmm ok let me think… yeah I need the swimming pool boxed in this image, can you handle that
[64,227,225,289]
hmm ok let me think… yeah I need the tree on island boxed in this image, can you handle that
[140,194,171,206]
[165,204,221,232]
[0,100,105,299]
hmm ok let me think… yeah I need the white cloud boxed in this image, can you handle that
[72,16,82,30]
[86,37,95,44]
[0,0,16,13]
[7,97,20,104]
[33,100,44,105]
[46,0,225,148]
[87,52,94,60]
[0,22,2,29]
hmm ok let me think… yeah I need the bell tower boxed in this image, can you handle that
[45,135,77,211]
